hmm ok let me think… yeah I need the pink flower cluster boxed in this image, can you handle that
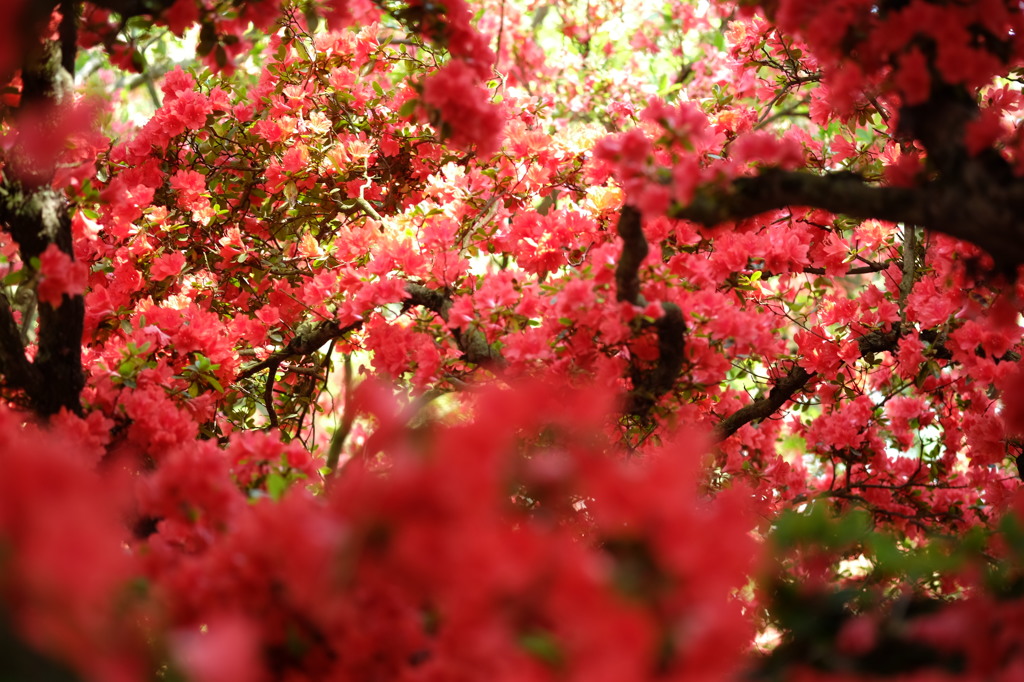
[422,61,504,156]
[37,244,87,307]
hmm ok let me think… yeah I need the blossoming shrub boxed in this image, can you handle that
[2,0,1024,680]
[1,378,760,681]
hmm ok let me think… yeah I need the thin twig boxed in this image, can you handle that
[325,353,354,473]
[264,358,281,429]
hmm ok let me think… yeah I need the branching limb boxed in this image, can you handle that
[237,282,505,385]
[673,170,926,230]
[715,328,901,440]
[325,354,354,473]
[58,1,77,77]
[624,301,687,417]
[0,294,40,395]
[804,262,890,276]
[404,283,453,318]
[237,319,364,381]
[352,196,383,222]
[0,25,84,416]
[263,358,281,429]
[673,167,1024,276]
[88,0,177,18]
[715,364,814,441]
[614,206,688,417]
[405,283,505,366]
[615,205,646,305]
[899,225,919,326]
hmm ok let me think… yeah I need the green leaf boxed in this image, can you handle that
[398,98,418,118]
[214,44,228,69]
[520,631,562,667]
[266,472,288,501]
[2,269,26,286]
[867,533,903,571]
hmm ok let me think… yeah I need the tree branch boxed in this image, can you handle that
[715,364,813,441]
[324,354,355,473]
[236,318,364,381]
[671,170,1024,275]
[671,170,925,230]
[715,328,902,440]
[0,28,84,416]
[236,282,505,383]
[58,1,78,77]
[0,294,40,395]
[88,0,176,18]
[405,283,505,366]
[624,301,687,417]
[263,358,281,429]
[803,263,890,276]
[613,206,688,417]
[615,205,646,305]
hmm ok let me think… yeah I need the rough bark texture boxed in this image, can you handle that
[615,205,688,417]
[715,329,903,440]
[0,24,84,415]
[236,282,504,383]
[659,84,1024,435]
[673,87,1024,276]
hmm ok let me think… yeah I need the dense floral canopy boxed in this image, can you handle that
[3,0,1024,680]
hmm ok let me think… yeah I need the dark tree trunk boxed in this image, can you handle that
[0,3,84,416]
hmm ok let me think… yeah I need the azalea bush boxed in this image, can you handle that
[3,0,1024,680]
